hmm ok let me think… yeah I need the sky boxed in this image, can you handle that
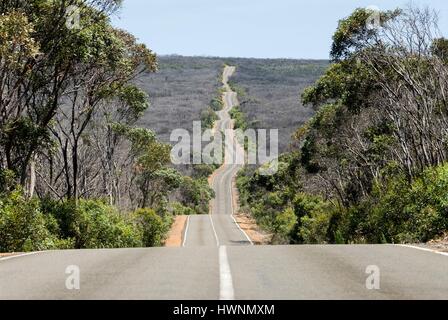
[112,0,448,59]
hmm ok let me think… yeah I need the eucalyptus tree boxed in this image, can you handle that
[301,6,448,206]
[0,1,131,190]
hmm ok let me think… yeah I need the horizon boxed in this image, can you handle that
[156,53,330,60]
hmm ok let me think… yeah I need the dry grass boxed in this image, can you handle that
[165,215,188,247]
[426,233,448,252]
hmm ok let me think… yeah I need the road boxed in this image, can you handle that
[184,66,251,248]
[1,67,448,300]
[1,245,448,299]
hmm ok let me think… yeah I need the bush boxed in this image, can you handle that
[0,169,15,193]
[0,190,58,252]
[179,177,214,215]
[229,106,248,131]
[331,164,448,244]
[292,193,336,244]
[365,164,448,243]
[406,164,448,241]
[171,202,196,216]
[271,208,297,244]
[134,208,169,247]
[210,96,223,111]
[192,163,219,179]
[201,107,219,129]
[0,189,175,252]
[300,209,333,244]
[42,198,143,249]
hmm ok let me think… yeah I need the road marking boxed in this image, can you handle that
[219,246,235,300]
[208,65,253,247]
[397,244,448,257]
[227,166,254,246]
[209,214,220,247]
[0,251,43,262]
[182,215,191,247]
[220,69,254,246]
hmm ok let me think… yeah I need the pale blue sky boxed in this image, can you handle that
[112,0,448,59]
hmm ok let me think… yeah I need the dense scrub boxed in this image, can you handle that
[0,1,214,252]
[239,163,448,244]
[225,58,328,153]
[237,6,448,244]
[0,189,173,252]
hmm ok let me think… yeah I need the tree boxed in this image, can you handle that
[0,0,157,201]
[300,5,448,207]
[39,13,156,201]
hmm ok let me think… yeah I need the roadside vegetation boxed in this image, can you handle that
[237,6,448,244]
[225,58,328,153]
[0,0,213,252]
[228,81,249,131]
[200,72,224,131]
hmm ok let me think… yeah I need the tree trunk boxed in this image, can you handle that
[28,154,36,198]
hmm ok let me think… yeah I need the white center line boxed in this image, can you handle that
[219,245,235,300]
[209,214,220,247]
[219,67,254,246]
[182,215,191,247]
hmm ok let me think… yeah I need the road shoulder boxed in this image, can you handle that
[165,215,188,247]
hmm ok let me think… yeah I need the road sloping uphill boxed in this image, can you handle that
[1,68,448,300]
[183,66,252,248]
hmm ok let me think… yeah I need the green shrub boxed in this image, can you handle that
[134,208,169,247]
[210,97,223,111]
[192,163,219,179]
[229,106,248,131]
[171,202,196,216]
[0,190,175,252]
[42,198,143,249]
[271,208,297,244]
[369,164,448,242]
[179,177,214,215]
[406,164,448,241]
[291,193,336,244]
[300,209,333,244]
[334,164,448,244]
[201,107,218,129]
[0,169,15,193]
[0,190,58,252]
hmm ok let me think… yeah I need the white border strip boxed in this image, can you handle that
[0,251,43,262]
[219,246,235,300]
[182,215,191,247]
[228,169,253,246]
[397,244,448,257]
[209,214,220,247]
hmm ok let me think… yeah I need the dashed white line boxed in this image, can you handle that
[182,215,191,247]
[209,214,220,247]
[217,69,254,246]
[219,245,235,300]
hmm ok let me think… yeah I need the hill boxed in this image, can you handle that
[137,56,328,154]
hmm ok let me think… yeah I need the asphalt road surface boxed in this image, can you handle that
[184,66,251,248]
[1,67,447,300]
[1,245,448,299]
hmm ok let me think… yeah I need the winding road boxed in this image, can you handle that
[183,66,251,248]
[1,67,448,300]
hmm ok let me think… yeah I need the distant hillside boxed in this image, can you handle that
[136,56,224,143]
[137,56,328,154]
[225,58,329,153]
